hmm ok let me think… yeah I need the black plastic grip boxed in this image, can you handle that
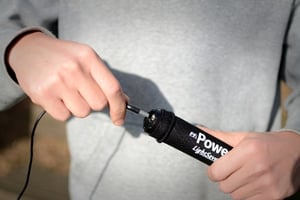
[143,109,233,165]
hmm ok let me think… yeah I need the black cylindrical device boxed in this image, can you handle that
[143,109,233,165]
[126,104,233,165]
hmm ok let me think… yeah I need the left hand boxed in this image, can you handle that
[203,127,300,200]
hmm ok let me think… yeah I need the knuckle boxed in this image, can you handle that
[107,82,122,97]
[91,99,108,111]
[253,161,271,176]
[230,193,244,200]
[110,107,124,119]
[244,140,259,156]
[244,139,267,158]
[81,107,91,118]
[73,106,91,118]
[219,182,230,194]
[60,61,83,81]
[247,148,271,177]
[52,110,71,121]
[57,113,71,121]
[230,193,239,200]
[29,91,41,104]
[207,166,220,181]
[77,44,96,61]
[29,82,57,103]
[263,173,277,188]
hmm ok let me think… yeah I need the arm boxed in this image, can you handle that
[0,0,58,110]
[7,32,128,123]
[206,2,300,199]
[1,0,127,123]
[206,129,300,200]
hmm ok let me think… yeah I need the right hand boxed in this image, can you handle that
[7,31,127,124]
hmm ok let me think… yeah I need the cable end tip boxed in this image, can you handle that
[126,103,149,118]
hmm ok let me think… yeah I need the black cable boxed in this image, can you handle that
[17,110,46,200]
[89,132,126,200]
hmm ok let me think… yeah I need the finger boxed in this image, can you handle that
[29,82,71,121]
[247,194,266,200]
[207,145,245,182]
[79,80,107,111]
[49,74,91,118]
[218,159,257,194]
[203,128,250,181]
[200,126,247,147]
[72,69,108,111]
[89,57,127,125]
[39,79,91,119]
[107,86,127,125]
[41,97,71,121]
[60,85,91,118]
[229,176,265,200]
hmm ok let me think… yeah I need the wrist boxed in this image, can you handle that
[4,30,43,83]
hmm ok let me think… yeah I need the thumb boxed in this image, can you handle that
[197,126,249,147]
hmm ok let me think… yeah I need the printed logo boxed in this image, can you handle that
[189,131,229,162]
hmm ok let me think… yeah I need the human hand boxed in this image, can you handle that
[7,32,127,124]
[202,127,300,200]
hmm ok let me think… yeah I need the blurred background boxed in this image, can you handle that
[0,82,296,200]
[0,98,69,200]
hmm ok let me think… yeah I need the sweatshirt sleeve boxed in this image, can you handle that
[0,0,58,110]
[283,1,300,132]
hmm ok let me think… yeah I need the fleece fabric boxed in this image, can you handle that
[1,0,299,199]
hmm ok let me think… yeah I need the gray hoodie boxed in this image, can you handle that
[1,0,299,199]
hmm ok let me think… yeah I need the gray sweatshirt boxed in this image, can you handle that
[1,0,300,200]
